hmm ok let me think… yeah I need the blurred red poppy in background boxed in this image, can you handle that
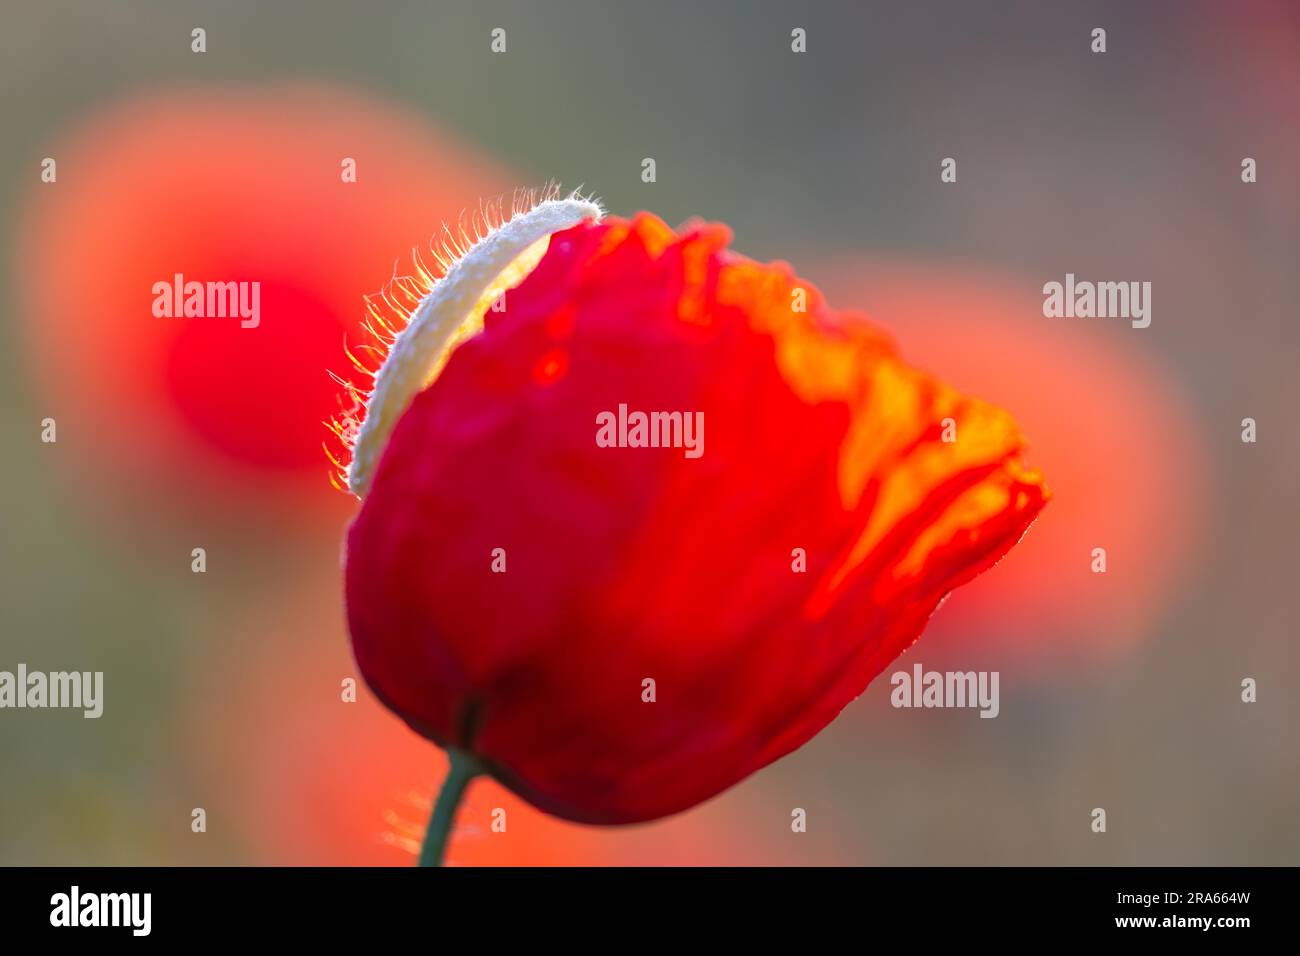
[17,84,511,524]
[813,260,1208,676]
[345,211,1049,826]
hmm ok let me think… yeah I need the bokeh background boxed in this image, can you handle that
[1,0,1297,865]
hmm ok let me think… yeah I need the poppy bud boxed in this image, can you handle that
[343,198,1048,825]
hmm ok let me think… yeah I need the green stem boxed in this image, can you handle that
[418,749,479,867]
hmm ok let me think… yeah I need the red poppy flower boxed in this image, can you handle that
[17,84,511,522]
[342,200,1049,832]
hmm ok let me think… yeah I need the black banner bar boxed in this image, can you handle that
[0,866,1285,942]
